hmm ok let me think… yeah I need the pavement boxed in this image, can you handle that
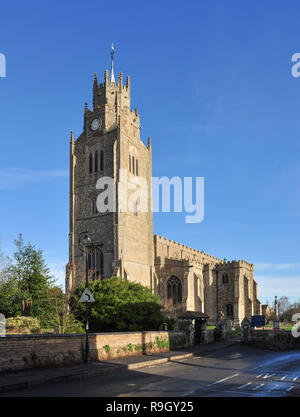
[0,340,233,394]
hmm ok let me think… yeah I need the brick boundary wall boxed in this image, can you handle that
[242,329,300,351]
[0,330,187,373]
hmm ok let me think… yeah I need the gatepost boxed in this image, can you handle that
[214,319,226,341]
[241,317,251,343]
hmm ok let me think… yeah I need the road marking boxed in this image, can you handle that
[268,384,279,391]
[293,376,299,382]
[263,373,275,379]
[256,374,263,378]
[238,382,252,390]
[252,384,264,390]
[286,385,294,392]
[180,390,195,397]
[280,375,287,381]
[209,373,239,386]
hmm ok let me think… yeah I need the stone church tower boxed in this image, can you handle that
[66,57,154,297]
[66,51,261,325]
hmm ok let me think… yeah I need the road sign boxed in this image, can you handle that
[79,288,95,303]
[251,315,265,328]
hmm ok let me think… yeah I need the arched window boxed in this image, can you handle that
[226,304,233,317]
[89,153,93,174]
[132,156,135,175]
[87,247,104,280]
[222,273,229,284]
[100,150,104,171]
[129,154,131,172]
[167,276,182,305]
[94,151,98,172]
[136,159,138,176]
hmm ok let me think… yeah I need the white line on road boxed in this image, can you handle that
[252,384,265,390]
[238,382,252,390]
[268,384,279,391]
[180,390,195,397]
[263,373,275,379]
[293,376,299,382]
[286,386,294,392]
[256,374,263,378]
[209,374,239,386]
[280,375,287,381]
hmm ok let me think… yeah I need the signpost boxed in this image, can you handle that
[251,315,265,328]
[79,288,95,363]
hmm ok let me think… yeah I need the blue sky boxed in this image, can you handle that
[0,0,300,304]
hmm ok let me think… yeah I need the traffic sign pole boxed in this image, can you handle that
[85,301,89,363]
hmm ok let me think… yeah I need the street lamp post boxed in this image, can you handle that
[79,231,92,363]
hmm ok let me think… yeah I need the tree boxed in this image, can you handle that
[280,301,300,323]
[278,296,290,318]
[0,235,63,328]
[70,277,169,332]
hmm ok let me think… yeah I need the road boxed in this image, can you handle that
[2,341,300,397]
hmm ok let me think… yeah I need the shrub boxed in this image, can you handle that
[70,277,168,332]
[6,316,41,334]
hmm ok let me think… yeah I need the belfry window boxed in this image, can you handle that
[136,159,138,176]
[132,156,135,175]
[89,153,93,174]
[129,154,131,172]
[87,247,104,280]
[167,276,182,305]
[92,199,98,215]
[100,150,104,171]
[222,274,229,284]
[94,151,98,172]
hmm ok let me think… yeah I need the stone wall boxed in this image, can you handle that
[0,330,187,374]
[242,329,300,351]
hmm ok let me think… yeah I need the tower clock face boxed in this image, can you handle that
[91,118,101,131]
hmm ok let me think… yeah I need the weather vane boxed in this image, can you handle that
[110,43,115,84]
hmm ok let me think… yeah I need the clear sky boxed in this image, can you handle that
[0,0,300,304]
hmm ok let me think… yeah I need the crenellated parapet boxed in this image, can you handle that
[81,69,141,139]
[154,234,224,265]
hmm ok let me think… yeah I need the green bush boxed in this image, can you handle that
[70,277,168,332]
[103,345,110,353]
[6,316,41,333]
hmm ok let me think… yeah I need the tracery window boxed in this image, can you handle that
[226,304,233,316]
[87,246,104,280]
[167,276,182,305]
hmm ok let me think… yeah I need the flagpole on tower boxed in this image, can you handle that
[111,43,115,84]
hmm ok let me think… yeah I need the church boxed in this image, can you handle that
[66,52,261,326]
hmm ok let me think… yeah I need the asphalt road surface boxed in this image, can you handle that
[2,342,300,397]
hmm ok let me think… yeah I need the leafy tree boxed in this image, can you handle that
[70,277,168,332]
[0,235,63,328]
